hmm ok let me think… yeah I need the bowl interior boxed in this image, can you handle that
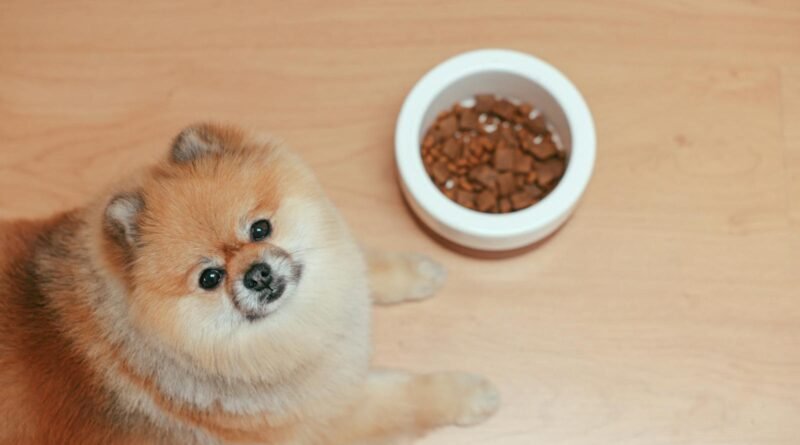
[418,70,573,157]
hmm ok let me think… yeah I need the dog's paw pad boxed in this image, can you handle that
[408,254,447,301]
[451,373,501,426]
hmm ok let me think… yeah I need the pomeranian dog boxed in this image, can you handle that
[0,123,499,445]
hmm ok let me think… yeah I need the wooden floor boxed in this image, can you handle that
[2,1,799,443]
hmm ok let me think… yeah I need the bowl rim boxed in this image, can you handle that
[395,48,596,239]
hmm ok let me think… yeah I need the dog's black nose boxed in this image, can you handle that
[243,263,272,291]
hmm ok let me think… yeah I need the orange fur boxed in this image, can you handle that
[0,123,498,445]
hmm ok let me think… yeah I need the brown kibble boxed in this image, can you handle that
[423,134,435,149]
[474,94,495,113]
[455,189,475,209]
[496,172,515,196]
[438,114,458,137]
[485,130,500,145]
[432,161,450,185]
[499,198,512,213]
[492,99,516,121]
[478,135,492,150]
[500,126,519,147]
[422,95,565,213]
[476,189,497,212]
[458,176,473,191]
[510,191,534,210]
[530,138,557,160]
[442,138,462,159]
[468,164,498,188]
[459,109,481,131]
[523,115,547,135]
[468,138,483,156]
[496,139,509,152]
[514,151,534,173]
[537,158,566,187]
[526,184,545,199]
[494,147,514,171]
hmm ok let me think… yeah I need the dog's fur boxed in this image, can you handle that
[0,123,499,445]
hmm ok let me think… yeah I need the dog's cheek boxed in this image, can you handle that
[130,289,192,349]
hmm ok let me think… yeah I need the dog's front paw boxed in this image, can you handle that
[422,372,501,427]
[404,253,447,301]
[368,252,446,305]
[448,373,501,426]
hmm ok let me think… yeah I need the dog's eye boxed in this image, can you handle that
[250,219,272,242]
[199,268,225,290]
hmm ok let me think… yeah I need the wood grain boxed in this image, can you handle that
[1,1,799,443]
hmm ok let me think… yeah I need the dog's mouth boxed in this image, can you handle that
[257,278,286,304]
[233,261,303,322]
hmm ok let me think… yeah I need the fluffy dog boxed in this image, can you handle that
[0,123,499,444]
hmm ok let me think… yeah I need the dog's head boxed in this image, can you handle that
[99,123,368,379]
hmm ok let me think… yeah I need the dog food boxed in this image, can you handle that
[421,95,566,213]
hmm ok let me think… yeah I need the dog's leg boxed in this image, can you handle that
[325,370,500,445]
[365,250,446,305]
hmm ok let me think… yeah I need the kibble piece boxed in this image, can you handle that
[525,171,538,184]
[459,109,481,131]
[498,198,512,213]
[432,161,450,185]
[474,94,495,113]
[531,138,558,160]
[496,172,515,196]
[467,138,483,156]
[514,151,533,173]
[517,103,533,118]
[527,184,545,199]
[537,158,566,187]
[510,191,534,210]
[442,138,462,160]
[476,190,497,212]
[492,99,517,121]
[494,147,514,171]
[455,189,475,209]
[523,115,547,135]
[478,135,492,150]
[438,114,458,137]
[468,164,497,188]
[457,176,473,192]
[423,134,435,149]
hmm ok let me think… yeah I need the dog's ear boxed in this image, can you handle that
[170,123,225,164]
[104,192,144,249]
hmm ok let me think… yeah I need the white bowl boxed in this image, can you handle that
[395,49,596,252]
